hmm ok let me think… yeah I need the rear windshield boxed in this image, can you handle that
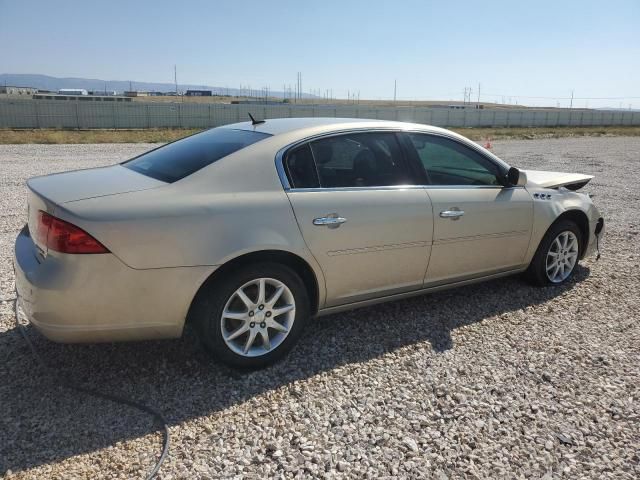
[123,128,271,182]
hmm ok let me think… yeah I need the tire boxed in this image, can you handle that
[192,262,310,369]
[526,220,582,286]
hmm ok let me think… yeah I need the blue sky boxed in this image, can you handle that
[1,0,638,107]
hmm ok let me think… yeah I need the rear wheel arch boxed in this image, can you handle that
[187,249,320,324]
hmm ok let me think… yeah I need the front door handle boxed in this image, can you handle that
[439,209,465,219]
[313,214,347,228]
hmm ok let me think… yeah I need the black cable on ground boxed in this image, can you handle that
[8,294,170,480]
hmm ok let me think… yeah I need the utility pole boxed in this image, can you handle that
[477,83,481,104]
[569,90,574,109]
[394,80,397,103]
[174,65,178,95]
[295,72,302,103]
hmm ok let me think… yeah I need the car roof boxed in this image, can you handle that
[218,117,510,172]
[221,117,447,137]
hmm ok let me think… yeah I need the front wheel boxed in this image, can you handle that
[192,263,310,368]
[526,220,582,286]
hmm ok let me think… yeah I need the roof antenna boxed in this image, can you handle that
[248,112,265,125]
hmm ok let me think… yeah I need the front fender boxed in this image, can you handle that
[523,187,601,264]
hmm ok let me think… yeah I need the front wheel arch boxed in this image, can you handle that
[526,218,584,285]
[550,210,590,259]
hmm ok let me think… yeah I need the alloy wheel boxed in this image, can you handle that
[545,231,579,283]
[220,277,296,357]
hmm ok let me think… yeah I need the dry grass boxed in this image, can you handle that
[0,128,201,144]
[1,126,640,144]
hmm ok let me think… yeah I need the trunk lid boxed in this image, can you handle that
[27,165,166,204]
[523,170,593,190]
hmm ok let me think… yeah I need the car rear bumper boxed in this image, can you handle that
[14,226,215,343]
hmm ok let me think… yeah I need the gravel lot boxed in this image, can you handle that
[1,138,638,479]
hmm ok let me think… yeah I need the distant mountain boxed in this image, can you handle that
[0,73,314,98]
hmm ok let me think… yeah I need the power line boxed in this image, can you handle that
[482,92,640,100]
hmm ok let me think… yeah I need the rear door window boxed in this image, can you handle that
[284,143,320,188]
[308,132,414,188]
[124,128,271,182]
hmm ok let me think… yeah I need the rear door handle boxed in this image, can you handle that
[439,210,465,219]
[313,214,347,228]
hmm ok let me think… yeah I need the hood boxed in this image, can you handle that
[27,165,166,204]
[522,169,593,191]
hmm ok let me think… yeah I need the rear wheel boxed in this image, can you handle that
[526,220,582,286]
[192,263,310,368]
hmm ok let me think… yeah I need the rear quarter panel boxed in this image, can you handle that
[58,141,307,266]
[55,138,327,304]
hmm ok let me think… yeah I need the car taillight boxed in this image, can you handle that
[36,211,109,254]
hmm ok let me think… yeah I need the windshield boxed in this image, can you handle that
[123,128,271,182]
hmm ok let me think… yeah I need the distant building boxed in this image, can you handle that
[33,93,132,102]
[58,88,88,96]
[185,89,212,97]
[434,104,484,110]
[89,90,117,96]
[231,99,286,105]
[0,85,37,95]
[123,91,149,97]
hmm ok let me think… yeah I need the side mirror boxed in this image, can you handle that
[506,167,527,187]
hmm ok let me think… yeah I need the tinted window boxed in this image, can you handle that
[408,134,502,186]
[284,144,319,188]
[124,128,271,182]
[309,132,413,188]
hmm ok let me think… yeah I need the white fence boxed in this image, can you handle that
[1,99,638,129]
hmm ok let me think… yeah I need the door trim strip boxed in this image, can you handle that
[433,229,530,245]
[327,240,431,256]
